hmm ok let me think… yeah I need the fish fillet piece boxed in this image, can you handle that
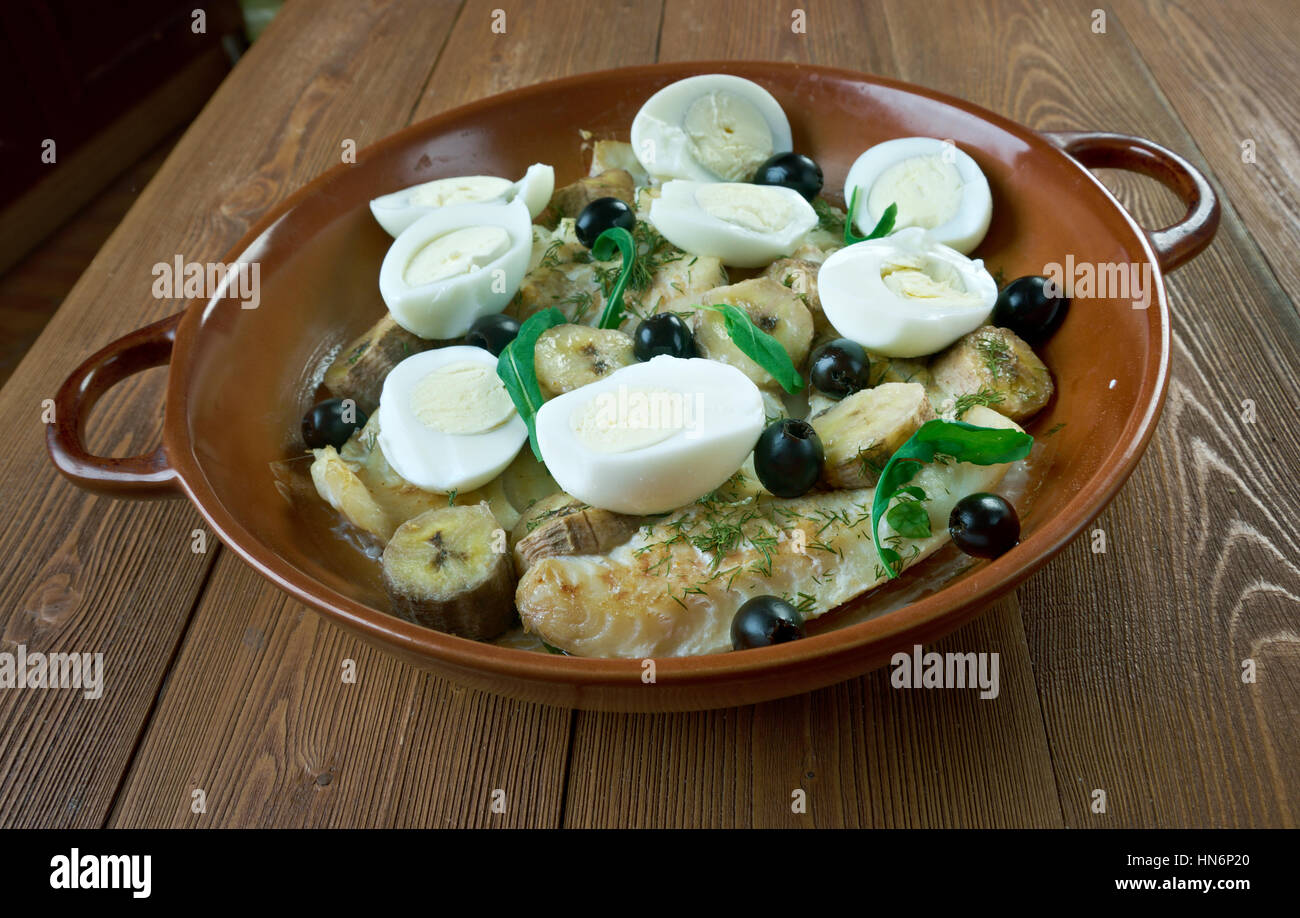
[518,410,1022,658]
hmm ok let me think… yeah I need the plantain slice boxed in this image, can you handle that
[381,503,516,640]
[534,324,635,398]
[762,257,828,334]
[928,325,1054,421]
[811,382,937,488]
[537,169,636,228]
[510,493,640,575]
[324,313,435,415]
[692,277,813,392]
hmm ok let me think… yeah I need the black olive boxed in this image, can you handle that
[809,338,873,399]
[302,398,367,450]
[465,313,521,356]
[991,275,1069,345]
[731,595,806,650]
[753,418,824,499]
[752,152,824,201]
[948,493,1020,559]
[633,313,696,361]
[575,197,635,248]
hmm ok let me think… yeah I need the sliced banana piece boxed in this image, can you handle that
[510,493,641,575]
[928,325,1054,421]
[318,416,519,540]
[381,503,516,640]
[762,257,826,334]
[692,277,813,392]
[534,324,636,399]
[811,382,937,488]
[323,314,435,415]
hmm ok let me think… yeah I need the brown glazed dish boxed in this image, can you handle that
[46,63,1218,711]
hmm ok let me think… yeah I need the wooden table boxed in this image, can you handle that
[2,0,1296,829]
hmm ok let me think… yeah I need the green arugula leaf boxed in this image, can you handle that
[591,226,635,330]
[697,302,804,393]
[496,307,566,461]
[871,419,1033,578]
[885,501,931,539]
[844,186,898,245]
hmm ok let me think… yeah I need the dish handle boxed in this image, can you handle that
[1041,130,1220,272]
[46,312,182,498]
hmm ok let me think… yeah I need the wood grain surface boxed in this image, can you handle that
[2,0,1296,829]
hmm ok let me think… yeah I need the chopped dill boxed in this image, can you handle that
[975,335,1011,377]
[538,239,566,268]
[812,198,845,235]
[953,387,1006,418]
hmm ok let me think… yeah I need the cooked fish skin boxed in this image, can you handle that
[517,408,1022,658]
[323,313,435,415]
[511,493,641,575]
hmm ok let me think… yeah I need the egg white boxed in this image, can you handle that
[377,346,526,493]
[370,163,554,238]
[648,180,817,268]
[536,356,765,514]
[844,137,992,254]
[818,227,997,358]
[379,197,532,339]
[631,74,792,183]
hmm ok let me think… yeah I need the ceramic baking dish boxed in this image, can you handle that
[46,62,1218,711]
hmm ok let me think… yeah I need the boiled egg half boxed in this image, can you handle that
[649,180,817,268]
[844,138,992,254]
[377,346,526,493]
[631,74,792,183]
[818,227,997,358]
[379,197,532,339]
[536,356,765,514]
[369,163,554,237]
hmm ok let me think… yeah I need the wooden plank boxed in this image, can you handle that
[557,0,1063,829]
[877,0,1300,826]
[110,555,570,827]
[1114,0,1300,307]
[565,601,1062,828]
[110,0,666,828]
[0,0,465,830]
